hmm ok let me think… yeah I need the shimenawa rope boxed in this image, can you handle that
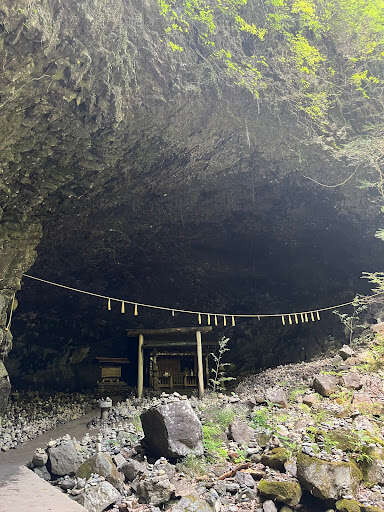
[21,274,384,327]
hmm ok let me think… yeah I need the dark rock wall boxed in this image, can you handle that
[0,0,383,395]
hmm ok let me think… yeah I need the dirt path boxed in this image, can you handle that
[0,409,99,512]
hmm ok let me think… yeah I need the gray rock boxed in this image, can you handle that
[296,453,362,500]
[33,465,51,481]
[76,480,121,512]
[172,495,214,512]
[77,452,124,490]
[265,388,288,408]
[339,345,355,360]
[112,453,127,470]
[302,394,317,407]
[48,439,83,476]
[342,372,361,390]
[235,471,255,488]
[121,458,148,481]
[136,473,175,505]
[141,401,203,458]
[253,432,271,448]
[32,448,48,467]
[229,419,255,445]
[263,500,278,512]
[312,374,338,397]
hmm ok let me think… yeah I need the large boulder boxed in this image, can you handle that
[258,478,302,506]
[76,480,120,512]
[48,439,83,476]
[312,374,338,397]
[140,401,203,458]
[297,453,362,500]
[76,452,124,490]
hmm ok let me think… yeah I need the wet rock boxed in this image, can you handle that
[141,401,203,458]
[76,452,124,490]
[136,473,175,505]
[121,458,148,481]
[76,480,120,512]
[258,478,302,506]
[48,438,83,476]
[312,374,339,397]
[229,418,254,445]
[297,453,362,500]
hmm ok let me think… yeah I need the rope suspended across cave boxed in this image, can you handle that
[22,274,384,327]
[5,293,16,331]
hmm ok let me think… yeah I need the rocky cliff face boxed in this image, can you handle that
[0,0,383,398]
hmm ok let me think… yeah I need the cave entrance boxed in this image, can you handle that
[127,327,218,398]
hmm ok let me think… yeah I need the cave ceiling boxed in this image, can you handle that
[1,0,384,388]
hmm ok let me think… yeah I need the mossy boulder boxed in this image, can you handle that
[261,447,290,470]
[258,478,302,506]
[336,499,362,512]
[296,453,362,500]
[320,428,360,452]
[358,447,384,486]
[76,452,124,490]
[361,506,384,512]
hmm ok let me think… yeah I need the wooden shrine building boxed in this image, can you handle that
[126,327,218,398]
[95,356,129,394]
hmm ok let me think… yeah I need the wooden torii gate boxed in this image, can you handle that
[127,326,213,398]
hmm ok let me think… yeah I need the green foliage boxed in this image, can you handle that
[177,453,208,476]
[157,0,384,140]
[333,295,369,345]
[250,408,270,430]
[209,336,235,392]
[202,423,228,461]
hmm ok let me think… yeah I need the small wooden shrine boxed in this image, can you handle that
[126,327,217,398]
[95,357,129,394]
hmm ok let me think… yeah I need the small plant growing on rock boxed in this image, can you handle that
[209,336,235,392]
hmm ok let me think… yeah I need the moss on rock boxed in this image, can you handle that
[336,499,362,512]
[297,452,362,500]
[261,447,290,470]
[258,478,302,506]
